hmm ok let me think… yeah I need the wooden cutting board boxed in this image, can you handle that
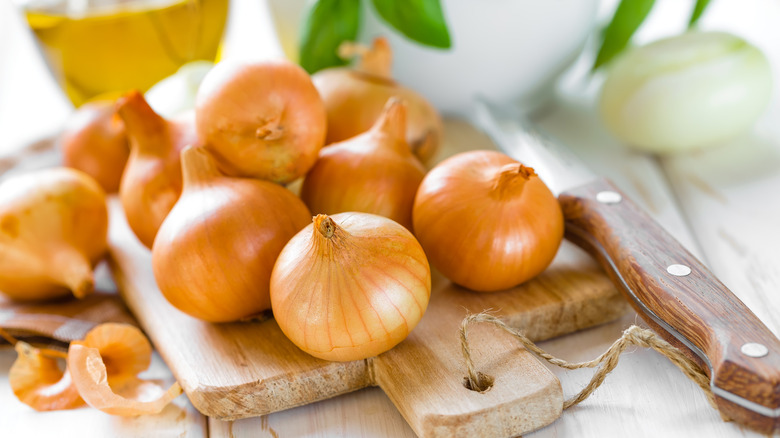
[107,121,627,437]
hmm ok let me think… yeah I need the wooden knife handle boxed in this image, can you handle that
[559,178,779,433]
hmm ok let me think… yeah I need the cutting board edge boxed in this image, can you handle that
[184,370,375,421]
[375,362,564,438]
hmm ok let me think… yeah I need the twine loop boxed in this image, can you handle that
[459,312,721,413]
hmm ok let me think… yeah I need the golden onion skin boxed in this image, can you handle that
[270,213,431,362]
[413,150,564,292]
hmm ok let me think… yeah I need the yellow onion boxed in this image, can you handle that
[152,146,311,322]
[195,60,326,184]
[0,168,107,301]
[118,90,197,249]
[270,213,431,361]
[413,150,563,292]
[60,100,129,193]
[312,37,443,166]
[301,98,425,230]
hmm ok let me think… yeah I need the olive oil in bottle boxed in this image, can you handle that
[24,0,228,106]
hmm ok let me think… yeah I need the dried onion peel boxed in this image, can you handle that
[78,322,152,387]
[67,323,182,416]
[9,342,84,411]
[9,323,181,415]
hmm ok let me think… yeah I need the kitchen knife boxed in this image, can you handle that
[472,99,779,434]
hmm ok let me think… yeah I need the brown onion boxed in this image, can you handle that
[60,100,129,193]
[195,60,326,183]
[0,168,107,301]
[313,37,443,166]
[118,90,197,249]
[300,98,425,230]
[271,213,431,361]
[413,150,564,292]
[152,146,311,322]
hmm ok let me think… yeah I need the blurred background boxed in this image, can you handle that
[2,0,779,156]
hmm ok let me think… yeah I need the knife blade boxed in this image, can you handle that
[472,98,780,433]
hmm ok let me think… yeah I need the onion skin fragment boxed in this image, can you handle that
[67,343,182,416]
[80,322,152,387]
[9,323,181,416]
[67,323,182,416]
[9,342,85,411]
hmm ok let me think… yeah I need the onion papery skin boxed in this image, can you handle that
[195,60,326,184]
[412,150,564,292]
[270,213,431,362]
[60,100,129,193]
[118,90,197,249]
[69,343,182,416]
[152,146,311,322]
[312,38,443,167]
[68,323,182,416]
[0,168,107,301]
[9,343,84,411]
[79,322,152,387]
[300,98,425,230]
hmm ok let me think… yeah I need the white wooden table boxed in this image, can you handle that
[1,0,779,436]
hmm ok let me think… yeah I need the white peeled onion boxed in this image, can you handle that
[599,31,772,153]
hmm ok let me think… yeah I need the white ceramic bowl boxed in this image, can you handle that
[267,0,598,116]
[359,0,599,115]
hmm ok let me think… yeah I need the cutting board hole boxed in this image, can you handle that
[462,372,494,392]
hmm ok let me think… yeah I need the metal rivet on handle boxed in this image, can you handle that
[596,191,622,204]
[741,343,769,358]
[667,264,692,276]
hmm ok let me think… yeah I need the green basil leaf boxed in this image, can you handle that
[688,0,711,27]
[298,0,361,74]
[593,0,656,70]
[371,0,451,49]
